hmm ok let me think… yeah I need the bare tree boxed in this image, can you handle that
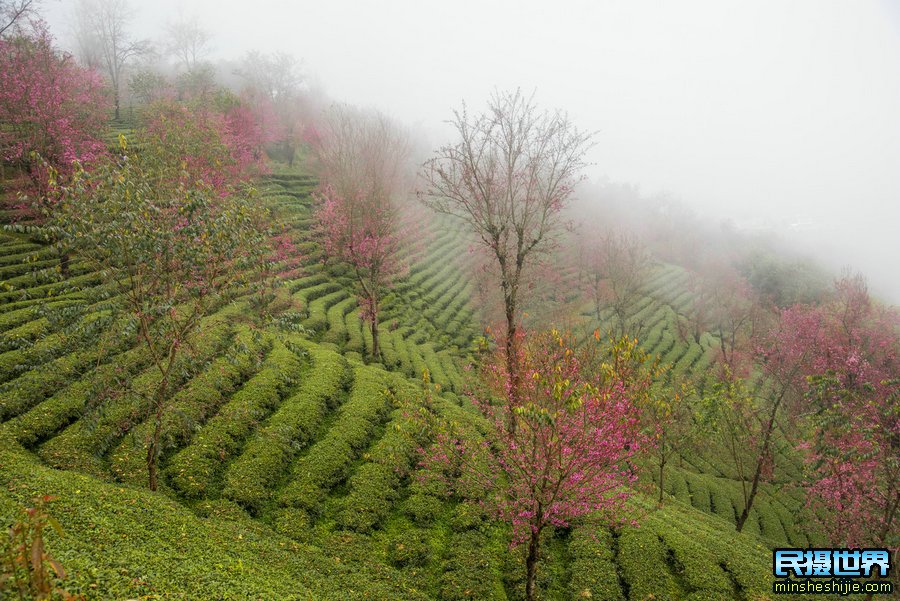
[74,0,150,120]
[0,0,36,37]
[677,271,715,346]
[584,230,652,338]
[705,264,769,374]
[71,3,102,70]
[420,90,593,407]
[165,14,210,72]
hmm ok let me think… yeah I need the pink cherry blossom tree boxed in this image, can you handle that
[794,274,899,551]
[141,98,268,195]
[312,106,411,361]
[0,21,109,201]
[420,329,645,601]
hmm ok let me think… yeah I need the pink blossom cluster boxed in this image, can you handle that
[313,184,407,323]
[0,22,109,195]
[420,329,646,546]
[759,275,899,548]
[142,98,273,195]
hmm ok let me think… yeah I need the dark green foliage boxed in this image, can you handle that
[337,409,424,532]
[404,493,444,526]
[387,531,431,568]
[567,526,625,601]
[109,327,269,486]
[223,344,350,512]
[278,366,391,513]
[439,530,499,601]
[617,527,680,601]
[166,339,306,498]
[448,501,486,533]
[38,314,237,476]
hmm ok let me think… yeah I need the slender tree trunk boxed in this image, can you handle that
[504,299,520,434]
[147,399,163,491]
[59,250,70,278]
[736,394,782,531]
[147,373,171,492]
[370,311,380,362]
[718,328,729,367]
[658,455,667,505]
[525,527,541,601]
[114,89,120,121]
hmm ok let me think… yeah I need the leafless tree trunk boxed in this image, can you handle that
[0,0,35,37]
[74,0,150,120]
[164,14,210,72]
[420,90,593,409]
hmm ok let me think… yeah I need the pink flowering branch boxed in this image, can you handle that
[419,328,647,601]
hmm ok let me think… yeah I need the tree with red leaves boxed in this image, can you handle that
[313,106,411,361]
[420,329,645,601]
[0,21,109,199]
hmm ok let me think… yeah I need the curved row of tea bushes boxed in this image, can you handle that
[166,337,307,498]
[223,344,351,512]
[277,366,392,514]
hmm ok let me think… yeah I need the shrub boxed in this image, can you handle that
[402,493,443,526]
[39,315,236,475]
[273,508,312,542]
[568,526,624,600]
[337,411,423,532]
[278,367,391,514]
[448,501,486,533]
[3,345,149,449]
[109,329,268,486]
[617,527,677,601]
[657,526,732,594]
[386,532,431,568]
[223,345,349,512]
[166,339,305,498]
[439,530,497,601]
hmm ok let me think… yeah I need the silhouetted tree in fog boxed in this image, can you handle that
[420,90,593,410]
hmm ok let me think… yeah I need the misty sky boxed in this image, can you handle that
[44,0,900,302]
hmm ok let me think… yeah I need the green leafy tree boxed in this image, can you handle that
[46,135,270,490]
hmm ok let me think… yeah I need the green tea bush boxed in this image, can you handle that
[110,330,268,486]
[3,345,150,448]
[439,530,498,601]
[166,340,305,497]
[278,367,391,513]
[617,526,678,601]
[273,507,312,541]
[657,526,732,594]
[40,318,236,476]
[568,526,624,601]
[303,290,348,333]
[223,346,349,512]
[337,412,423,532]
[387,531,431,568]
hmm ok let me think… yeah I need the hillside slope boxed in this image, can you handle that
[0,170,810,600]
